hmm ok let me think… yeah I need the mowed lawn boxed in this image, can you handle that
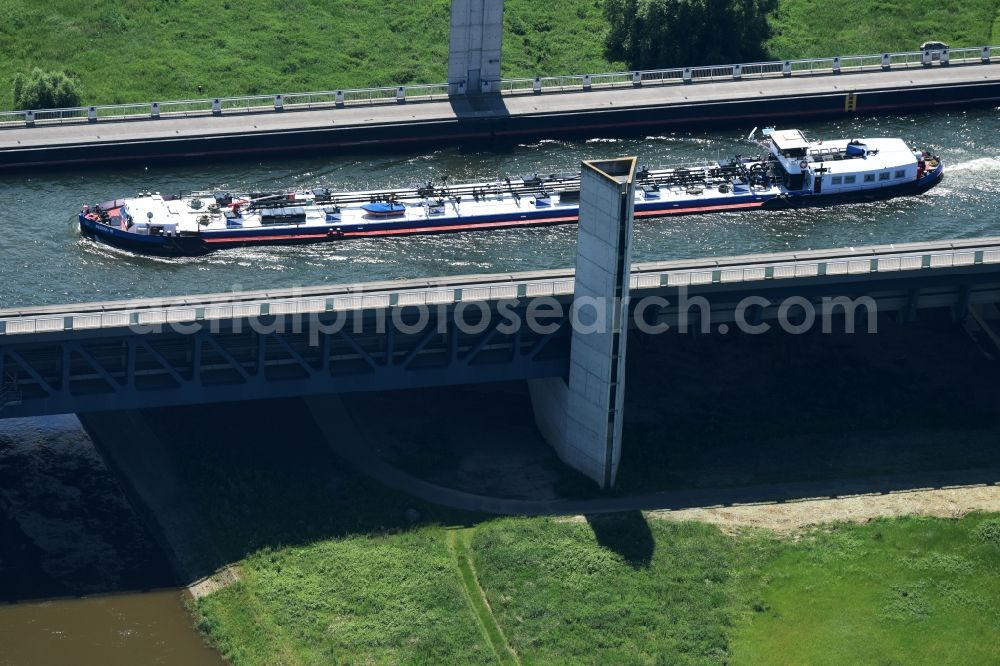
[2,0,998,110]
[728,514,1000,665]
[193,510,1000,664]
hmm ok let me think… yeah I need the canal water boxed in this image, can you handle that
[0,109,996,661]
[0,109,998,309]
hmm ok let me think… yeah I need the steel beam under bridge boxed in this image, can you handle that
[3,237,1000,419]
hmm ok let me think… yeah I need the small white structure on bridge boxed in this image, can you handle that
[530,157,637,488]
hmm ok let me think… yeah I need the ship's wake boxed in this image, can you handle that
[942,156,1000,173]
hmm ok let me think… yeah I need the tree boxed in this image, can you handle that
[12,68,83,110]
[604,0,778,71]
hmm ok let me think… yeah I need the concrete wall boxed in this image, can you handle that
[448,0,504,95]
[530,158,637,488]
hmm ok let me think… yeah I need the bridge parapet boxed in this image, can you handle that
[1,46,995,129]
[3,237,1000,339]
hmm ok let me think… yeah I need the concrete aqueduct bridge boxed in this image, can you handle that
[5,235,1000,485]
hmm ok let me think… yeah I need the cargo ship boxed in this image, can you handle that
[79,129,943,256]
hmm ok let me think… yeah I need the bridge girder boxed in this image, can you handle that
[0,306,570,419]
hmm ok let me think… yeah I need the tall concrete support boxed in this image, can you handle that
[448,0,504,95]
[529,157,637,488]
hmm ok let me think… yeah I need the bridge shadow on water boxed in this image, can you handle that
[0,415,176,604]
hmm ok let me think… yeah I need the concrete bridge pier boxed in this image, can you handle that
[529,157,637,488]
[448,0,504,95]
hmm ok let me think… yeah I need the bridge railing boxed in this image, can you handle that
[0,46,995,129]
[0,82,456,127]
[3,240,1000,338]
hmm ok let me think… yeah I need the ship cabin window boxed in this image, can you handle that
[864,174,876,183]
[879,172,890,181]
[844,175,857,184]
[831,176,843,185]
[780,148,806,159]
[894,170,906,179]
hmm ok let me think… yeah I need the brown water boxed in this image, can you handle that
[0,416,222,665]
[0,592,221,666]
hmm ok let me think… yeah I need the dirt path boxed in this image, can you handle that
[644,485,1000,533]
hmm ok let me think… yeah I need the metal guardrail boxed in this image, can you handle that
[1,46,995,129]
[3,239,1000,337]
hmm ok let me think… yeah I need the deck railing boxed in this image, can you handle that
[0,46,995,129]
[2,238,999,337]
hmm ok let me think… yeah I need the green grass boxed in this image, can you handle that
[471,513,773,665]
[197,529,494,665]
[192,507,1000,664]
[135,399,1000,663]
[4,0,998,111]
[730,514,1000,665]
[0,0,618,110]
[766,0,1000,58]
[448,528,520,666]
[471,513,1000,665]
[136,398,493,663]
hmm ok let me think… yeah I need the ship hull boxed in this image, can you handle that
[762,161,944,210]
[78,161,944,257]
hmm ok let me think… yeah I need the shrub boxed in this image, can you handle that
[604,0,778,70]
[973,518,1000,547]
[12,68,83,110]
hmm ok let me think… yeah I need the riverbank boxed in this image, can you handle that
[0,415,222,664]
[8,406,995,662]
[2,1,997,110]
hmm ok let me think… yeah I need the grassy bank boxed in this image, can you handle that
[3,0,998,110]
[730,513,1000,664]
[191,496,1000,663]
[472,514,769,664]
[0,0,617,110]
[127,398,1000,663]
[474,513,1000,664]
[766,0,1000,58]
[198,528,493,665]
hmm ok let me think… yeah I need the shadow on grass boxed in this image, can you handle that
[586,510,654,568]
[127,398,487,581]
[73,312,1000,590]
